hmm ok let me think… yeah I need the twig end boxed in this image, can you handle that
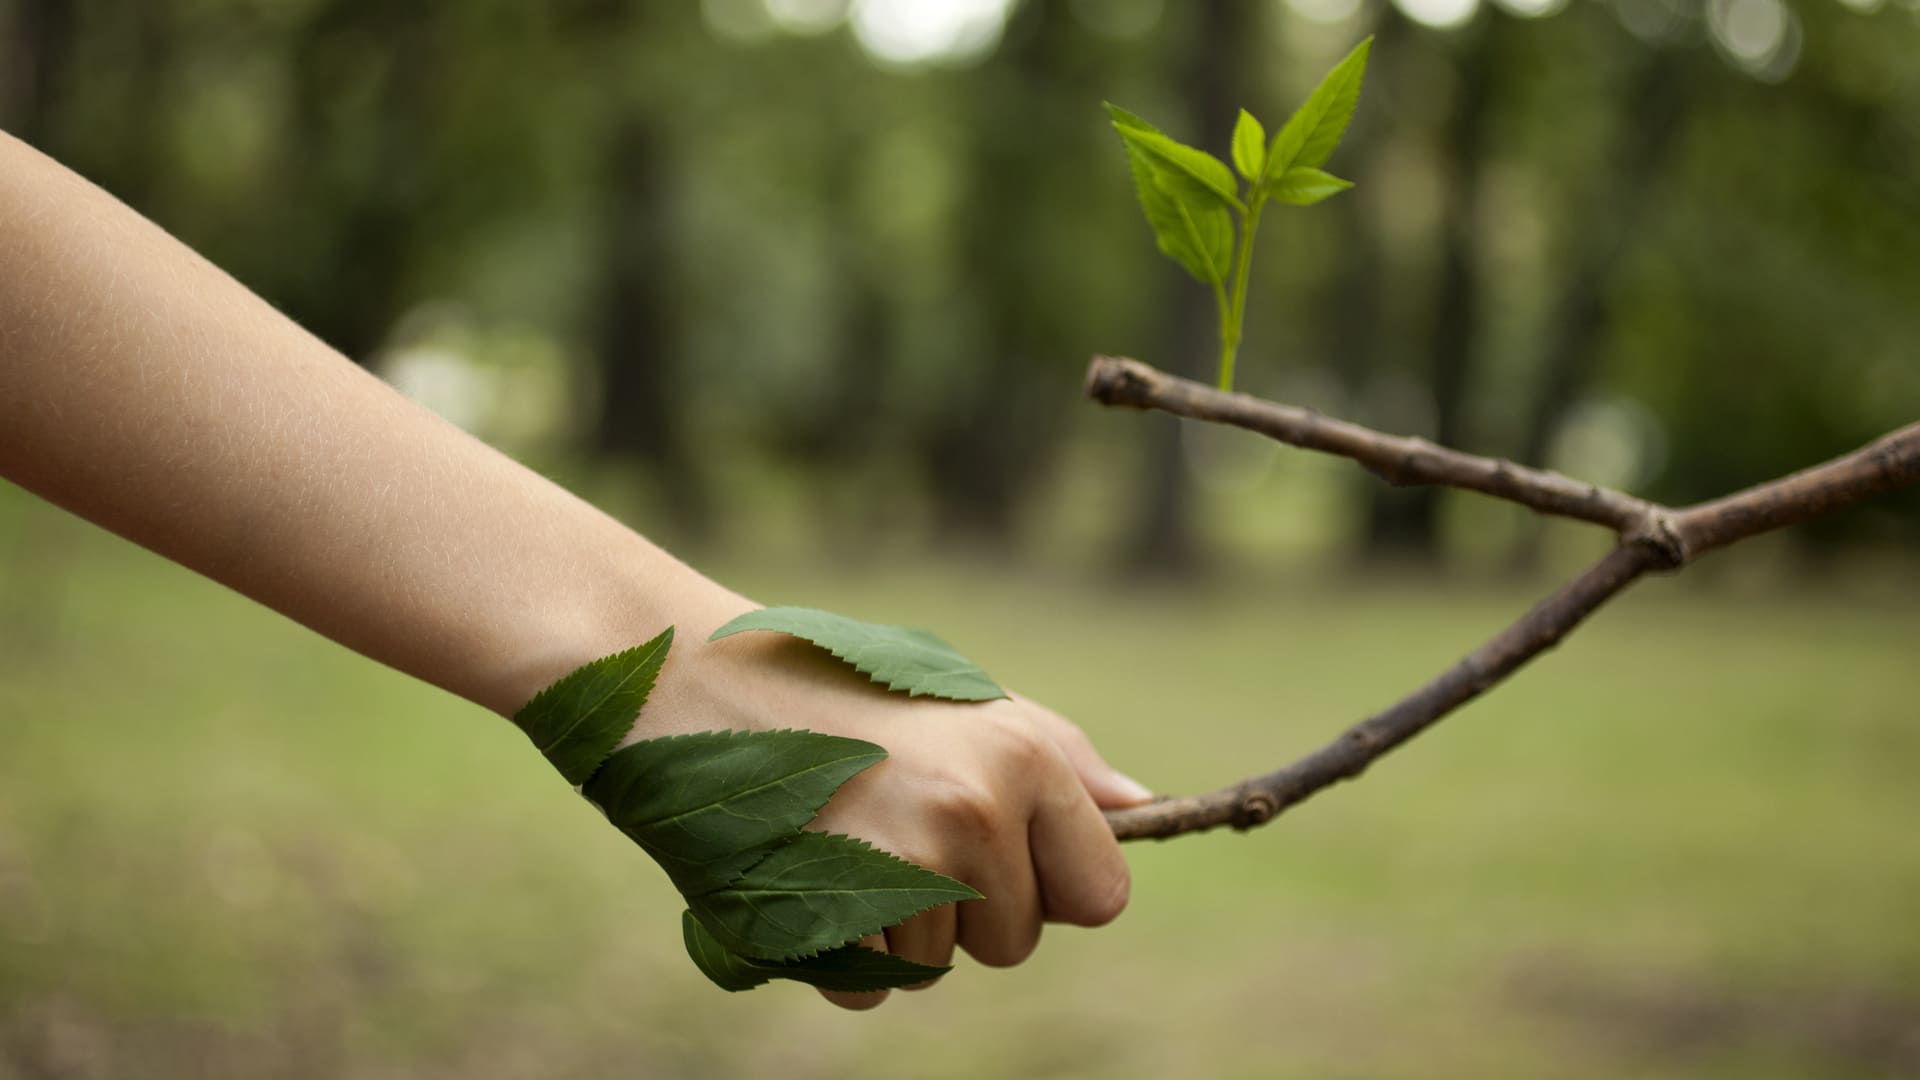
[1085,355,1157,408]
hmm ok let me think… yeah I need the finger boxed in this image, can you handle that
[1022,700,1155,810]
[885,904,957,990]
[818,933,891,1010]
[954,830,1043,968]
[1028,772,1132,928]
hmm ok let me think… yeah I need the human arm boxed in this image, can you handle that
[0,130,1149,1006]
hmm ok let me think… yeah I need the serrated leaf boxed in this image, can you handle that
[1266,36,1372,181]
[1109,119,1244,213]
[1125,142,1236,286]
[1268,165,1354,206]
[1231,109,1267,180]
[584,729,887,895]
[687,831,980,961]
[1113,101,1244,286]
[511,627,672,785]
[682,911,948,994]
[708,607,1006,702]
[1154,168,1235,281]
[683,908,772,991]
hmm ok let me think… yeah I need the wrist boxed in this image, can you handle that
[489,542,753,723]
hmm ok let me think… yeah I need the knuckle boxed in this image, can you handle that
[926,777,1001,837]
[987,711,1053,767]
[1052,716,1097,754]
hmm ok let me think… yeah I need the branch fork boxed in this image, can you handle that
[1086,355,1920,841]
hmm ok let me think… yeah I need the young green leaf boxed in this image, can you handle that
[512,626,672,785]
[584,729,888,895]
[682,912,949,993]
[687,831,981,961]
[1231,109,1267,181]
[1150,160,1236,285]
[1268,166,1354,206]
[1105,103,1238,287]
[1112,125,1245,213]
[1266,36,1372,181]
[709,607,1006,702]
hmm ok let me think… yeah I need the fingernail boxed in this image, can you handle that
[1111,771,1155,805]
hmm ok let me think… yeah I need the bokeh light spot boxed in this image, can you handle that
[1288,0,1366,26]
[1390,0,1482,30]
[1708,0,1803,82]
[765,0,849,35]
[1494,0,1569,18]
[851,0,1013,67]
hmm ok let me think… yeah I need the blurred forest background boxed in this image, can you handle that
[4,0,1917,570]
[3,0,1919,1077]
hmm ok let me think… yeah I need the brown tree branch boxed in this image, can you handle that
[1088,355,1920,842]
[1670,423,1920,560]
[1085,354,1670,545]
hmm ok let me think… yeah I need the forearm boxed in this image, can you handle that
[0,131,738,716]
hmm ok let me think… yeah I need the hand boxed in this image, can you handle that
[637,599,1154,1009]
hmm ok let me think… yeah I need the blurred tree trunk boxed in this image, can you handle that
[1122,0,1250,577]
[1508,45,1694,566]
[282,0,430,364]
[590,112,710,541]
[1321,7,1401,563]
[919,3,1092,549]
[804,251,893,550]
[807,276,891,462]
[1517,47,1692,469]
[0,0,73,149]
[782,146,891,472]
[1362,18,1501,563]
[23,3,173,215]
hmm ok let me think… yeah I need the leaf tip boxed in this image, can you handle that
[1103,101,1157,135]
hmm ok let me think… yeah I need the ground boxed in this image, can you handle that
[2,502,1917,1079]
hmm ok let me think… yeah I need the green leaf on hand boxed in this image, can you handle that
[687,831,981,961]
[1106,103,1238,287]
[682,911,948,993]
[512,626,672,785]
[524,619,990,995]
[1268,166,1354,206]
[709,607,1006,702]
[1231,109,1267,180]
[584,729,888,895]
[1266,36,1372,181]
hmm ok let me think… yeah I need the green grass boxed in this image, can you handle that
[2,502,1917,1078]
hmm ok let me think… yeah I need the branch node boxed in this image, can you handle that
[1626,509,1687,569]
[1388,439,1436,486]
[1233,791,1279,830]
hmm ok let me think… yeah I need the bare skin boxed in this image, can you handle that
[0,131,1150,1008]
